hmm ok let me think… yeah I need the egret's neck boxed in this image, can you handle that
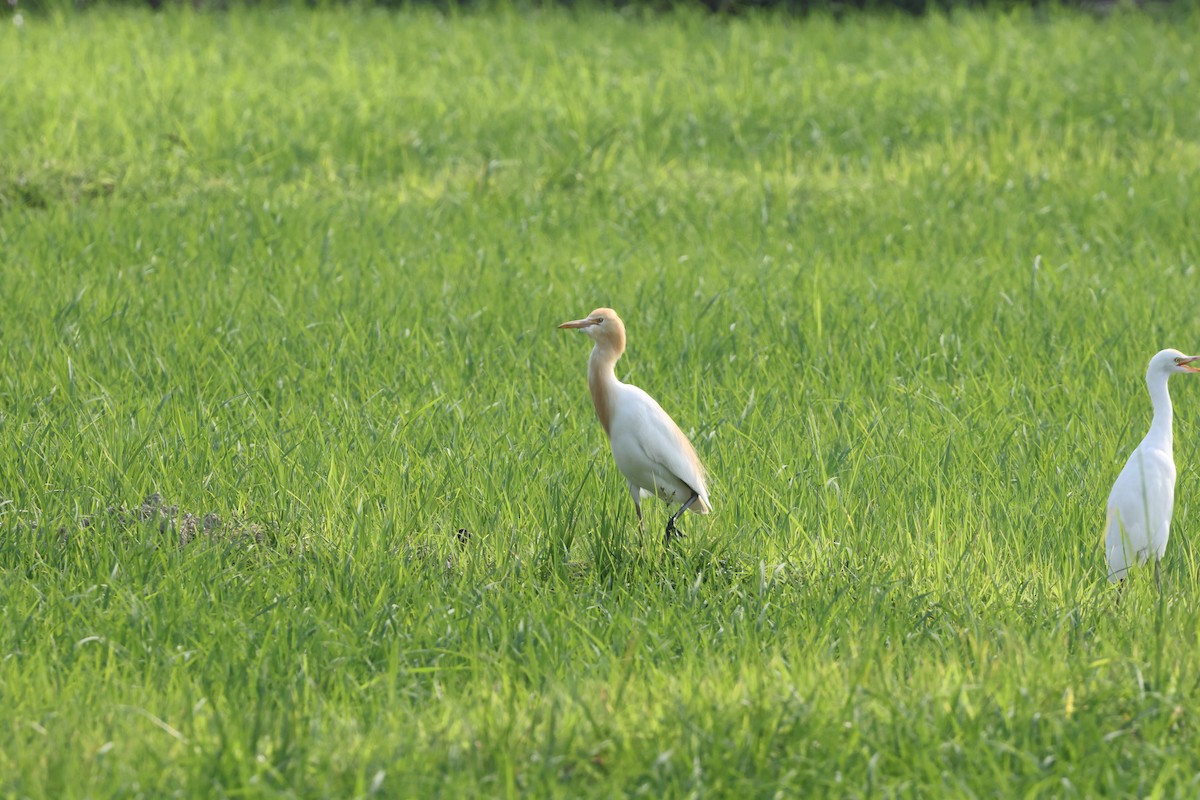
[587,344,622,436]
[1146,371,1174,451]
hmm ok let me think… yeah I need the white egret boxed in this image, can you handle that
[1105,348,1200,584]
[559,308,711,545]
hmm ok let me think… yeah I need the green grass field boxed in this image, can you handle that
[3,3,1200,795]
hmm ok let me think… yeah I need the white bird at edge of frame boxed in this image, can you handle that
[1104,348,1200,587]
[558,308,711,546]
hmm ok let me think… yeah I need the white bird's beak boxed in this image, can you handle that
[558,317,597,329]
[1179,355,1200,372]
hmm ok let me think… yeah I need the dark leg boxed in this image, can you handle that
[1155,556,1162,594]
[664,493,699,546]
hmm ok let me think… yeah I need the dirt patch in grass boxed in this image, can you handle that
[0,165,118,210]
[44,493,277,549]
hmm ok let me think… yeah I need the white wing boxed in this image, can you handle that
[609,384,710,513]
[1105,442,1175,579]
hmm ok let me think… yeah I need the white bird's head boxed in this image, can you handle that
[1149,348,1200,377]
[558,307,627,356]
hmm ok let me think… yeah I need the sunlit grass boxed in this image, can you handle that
[2,3,1200,795]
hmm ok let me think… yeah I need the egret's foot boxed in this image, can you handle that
[664,492,699,547]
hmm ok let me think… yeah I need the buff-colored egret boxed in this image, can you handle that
[1105,348,1200,585]
[559,308,711,545]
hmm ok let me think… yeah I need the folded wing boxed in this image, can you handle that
[618,386,711,513]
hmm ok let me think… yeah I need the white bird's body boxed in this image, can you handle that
[561,308,710,544]
[1104,348,1199,582]
[606,382,711,513]
[1105,434,1176,580]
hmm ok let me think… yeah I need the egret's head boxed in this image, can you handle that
[558,308,627,354]
[1150,348,1200,376]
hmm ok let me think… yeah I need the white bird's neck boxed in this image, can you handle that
[1145,370,1174,452]
[587,344,623,437]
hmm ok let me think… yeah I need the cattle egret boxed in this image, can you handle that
[559,308,711,545]
[1105,348,1200,584]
